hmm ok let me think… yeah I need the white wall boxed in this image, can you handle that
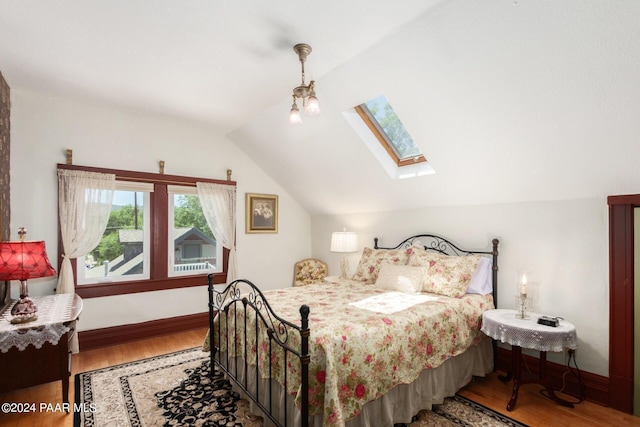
[311,198,609,376]
[7,88,612,377]
[8,89,312,331]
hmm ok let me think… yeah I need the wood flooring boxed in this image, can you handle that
[0,327,638,427]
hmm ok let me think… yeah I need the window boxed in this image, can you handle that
[77,184,151,285]
[167,186,220,278]
[58,164,234,298]
[345,95,434,179]
[355,95,426,167]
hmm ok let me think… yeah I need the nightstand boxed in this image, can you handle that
[0,293,83,405]
[481,308,577,411]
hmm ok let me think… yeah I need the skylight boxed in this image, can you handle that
[343,95,434,180]
[355,95,426,167]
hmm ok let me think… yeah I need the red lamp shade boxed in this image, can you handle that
[0,241,56,281]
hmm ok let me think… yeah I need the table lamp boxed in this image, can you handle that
[330,230,358,279]
[0,227,56,323]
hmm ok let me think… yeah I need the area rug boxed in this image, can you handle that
[409,395,528,426]
[74,347,261,427]
[75,347,527,427]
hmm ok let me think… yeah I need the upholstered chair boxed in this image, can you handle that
[293,258,328,287]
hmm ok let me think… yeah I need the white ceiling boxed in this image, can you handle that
[2,0,640,215]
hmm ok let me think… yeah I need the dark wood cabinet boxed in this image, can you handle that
[0,294,82,404]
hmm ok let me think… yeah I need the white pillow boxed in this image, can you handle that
[466,257,493,295]
[375,263,427,294]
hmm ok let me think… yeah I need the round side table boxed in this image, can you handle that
[481,308,578,411]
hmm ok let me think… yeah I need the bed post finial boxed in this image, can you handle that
[374,237,379,249]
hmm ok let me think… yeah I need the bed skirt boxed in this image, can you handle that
[217,335,493,427]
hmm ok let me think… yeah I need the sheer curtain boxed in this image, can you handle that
[57,169,115,352]
[196,182,237,282]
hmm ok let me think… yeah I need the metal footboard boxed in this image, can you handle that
[208,275,310,427]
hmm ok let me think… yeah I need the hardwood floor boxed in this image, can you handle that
[0,327,638,426]
[458,375,640,426]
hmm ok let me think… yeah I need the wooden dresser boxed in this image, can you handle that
[0,293,83,404]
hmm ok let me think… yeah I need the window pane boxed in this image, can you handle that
[363,95,421,160]
[168,193,218,277]
[78,189,150,284]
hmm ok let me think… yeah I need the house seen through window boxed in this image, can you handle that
[58,164,233,299]
[78,187,219,284]
[167,188,219,277]
[78,187,151,284]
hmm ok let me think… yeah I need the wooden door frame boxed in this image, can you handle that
[608,194,637,413]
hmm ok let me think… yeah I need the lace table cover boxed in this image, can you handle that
[481,308,577,352]
[0,293,75,353]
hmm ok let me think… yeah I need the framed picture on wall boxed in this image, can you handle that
[245,193,278,234]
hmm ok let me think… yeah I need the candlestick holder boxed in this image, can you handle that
[515,293,530,319]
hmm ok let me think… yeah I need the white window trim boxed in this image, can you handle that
[77,181,152,285]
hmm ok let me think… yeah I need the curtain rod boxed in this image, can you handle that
[117,176,198,186]
[57,163,236,187]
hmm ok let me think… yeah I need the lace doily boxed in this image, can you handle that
[481,308,577,352]
[0,293,75,353]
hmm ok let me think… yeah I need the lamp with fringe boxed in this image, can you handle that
[0,228,56,323]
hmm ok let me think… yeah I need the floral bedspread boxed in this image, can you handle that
[211,281,493,427]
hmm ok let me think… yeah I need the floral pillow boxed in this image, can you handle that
[407,249,481,297]
[404,245,437,264]
[351,247,409,284]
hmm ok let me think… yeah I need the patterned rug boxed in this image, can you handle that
[74,347,527,427]
[74,347,261,427]
[408,395,528,426]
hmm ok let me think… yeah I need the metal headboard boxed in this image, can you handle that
[374,234,499,307]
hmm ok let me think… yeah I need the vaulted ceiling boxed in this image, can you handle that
[2,1,640,215]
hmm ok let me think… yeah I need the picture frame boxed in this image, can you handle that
[245,193,278,234]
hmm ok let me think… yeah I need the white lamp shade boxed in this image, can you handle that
[330,231,358,253]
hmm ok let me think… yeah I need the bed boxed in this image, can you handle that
[205,234,499,427]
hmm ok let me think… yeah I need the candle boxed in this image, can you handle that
[520,273,527,295]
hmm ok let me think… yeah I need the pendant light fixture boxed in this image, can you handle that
[289,43,320,124]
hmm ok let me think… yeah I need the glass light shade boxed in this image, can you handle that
[515,271,530,319]
[0,241,56,281]
[305,94,320,115]
[330,232,358,253]
[289,102,302,124]
[517,271,528,295]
